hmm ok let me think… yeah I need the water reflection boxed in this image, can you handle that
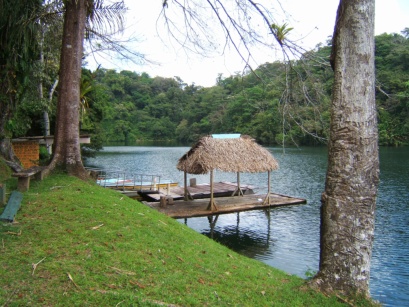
[190,211,274,259]
[179,204,320,277]
[370,147,409,306]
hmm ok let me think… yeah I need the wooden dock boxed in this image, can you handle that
[145,193,307,219]
[139,181,256,201]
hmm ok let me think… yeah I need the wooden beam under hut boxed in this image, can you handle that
[206,170,218,211]
[231,172,244,196]
[183,171,194,201]
[263,171,272,205]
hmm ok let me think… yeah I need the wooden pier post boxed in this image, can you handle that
[160,196,167,208]
[232,172,244,196]
[184,172,187,200]
[207,170,218,211]
[263,171,271,205]
[183,172,194,201]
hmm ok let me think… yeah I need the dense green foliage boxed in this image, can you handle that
[0,158,12,182]
[0,0,43,138]
[375,30,409,146]
[82,57,333,146]
[11,30,409,147]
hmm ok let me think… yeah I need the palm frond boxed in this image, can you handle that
[87,0,126,36]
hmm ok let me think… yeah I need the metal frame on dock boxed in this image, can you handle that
[87,167,168,192]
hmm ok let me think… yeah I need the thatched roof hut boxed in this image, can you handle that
[177,134,278,174]
[177,134,279,210]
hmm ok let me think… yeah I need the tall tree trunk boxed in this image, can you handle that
[45,0,89,179]
[312,0,379,297]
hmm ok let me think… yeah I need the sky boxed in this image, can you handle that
[86,0,409,87]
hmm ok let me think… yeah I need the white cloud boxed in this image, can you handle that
[86,0,409,87]
[375,0,408,35]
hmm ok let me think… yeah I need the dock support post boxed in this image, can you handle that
[184,172,187,200]
[263,171,271,205]
[208,215,219,238]
[232,172,244,196]
[160,196,167,208]
[183,172,193,201]
[207,169,218,211]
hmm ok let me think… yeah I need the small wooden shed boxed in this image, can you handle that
[177,134,279,211]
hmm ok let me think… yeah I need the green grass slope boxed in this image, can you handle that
[0,174,372,306]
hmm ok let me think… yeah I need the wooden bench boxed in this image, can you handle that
[0,191,23,222]
[12,166,45,192]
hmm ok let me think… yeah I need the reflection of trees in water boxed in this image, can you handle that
[199,211,277,259]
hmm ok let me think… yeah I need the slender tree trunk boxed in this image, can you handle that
[45,0,88,179]
[312,0,379,297]
[38,23,51,153]
[43,79,58,154]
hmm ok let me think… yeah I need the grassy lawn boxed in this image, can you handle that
[0,173,373,306]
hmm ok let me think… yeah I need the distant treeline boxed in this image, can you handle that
[23,31,409,148]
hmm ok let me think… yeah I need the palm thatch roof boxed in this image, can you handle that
[177,134,279,174]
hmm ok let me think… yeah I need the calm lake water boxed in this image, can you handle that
[86,146,409,306]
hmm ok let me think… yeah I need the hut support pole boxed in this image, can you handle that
[184,171,187,200]
[183,171,193,201]
[207,170,218,211]
[263,171,271,205]
[232,172,244,196]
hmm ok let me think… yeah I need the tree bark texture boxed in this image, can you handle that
[46,0,89,179]
[313,0,379,297]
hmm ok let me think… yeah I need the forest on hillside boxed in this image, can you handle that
[15,30,409,149]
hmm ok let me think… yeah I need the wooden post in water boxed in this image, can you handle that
[207,169,218,211]
[268,171,271,194]
[263,171,271,205]
[159,196,167,208]
[238,172,241,195]
[183,171,194,201]
[184,171,188,201]
[232,172,244,196]
[211,169,214,207]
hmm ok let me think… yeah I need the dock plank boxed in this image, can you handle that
[145,193,306,219]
